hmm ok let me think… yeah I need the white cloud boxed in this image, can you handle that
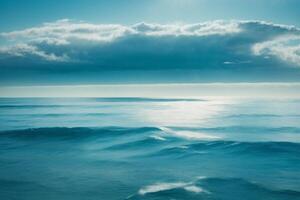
[0,19,242,45]
[253,35,300,66]
[132,20,241,36]
[0,19,300,68]
[0,19,134,44]
[0,43,68,62]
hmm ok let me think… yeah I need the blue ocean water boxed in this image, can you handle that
[0,97,300,200]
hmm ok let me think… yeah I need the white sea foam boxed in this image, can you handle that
[149,135,166,141]
[178,145,189,149]
[194,151,208,154]
[196,176,207,180]
[226,142,241,146]
[139,182,187,195]
[138,181,207,195]
[184,185,204,193]
[160,127,221,140]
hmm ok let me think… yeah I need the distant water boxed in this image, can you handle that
[0,98,300,200]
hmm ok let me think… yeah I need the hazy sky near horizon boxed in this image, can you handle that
[1,83,300,98]
[1,0,300,86]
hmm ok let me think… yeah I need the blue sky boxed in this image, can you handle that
[0,0,300,86]
[1,0,300,31]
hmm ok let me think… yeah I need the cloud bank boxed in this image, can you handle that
[0,19,300,85]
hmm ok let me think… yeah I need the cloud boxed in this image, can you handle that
[0,19,300,84]
[0,19,133,44]
[1,19,299,65]
[253,35,300,65]
[1,19,241,43]
[132,20,241,36]
[0,43,69,62]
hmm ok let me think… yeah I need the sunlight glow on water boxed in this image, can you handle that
[139,100,228,126]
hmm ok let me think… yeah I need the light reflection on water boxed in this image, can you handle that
[1,97,300,142]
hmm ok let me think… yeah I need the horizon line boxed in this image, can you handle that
[1,82,300,98]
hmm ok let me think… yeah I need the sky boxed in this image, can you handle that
[1,83,300,98]
[1,0,300,31]
[0,0,300,88]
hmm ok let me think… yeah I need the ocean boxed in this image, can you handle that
[0,97,300,200]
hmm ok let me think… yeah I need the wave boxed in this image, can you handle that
[1,126,299,144]
[146,140,300,159]
[0,98,205,109]
[128,177,300,200]
[138,181,206,195]
[0,104,79,109]
[91,97,205,102]
[2,125,300,144]
[224,114,300,118]
[1,127,300,155]
[0,127,161,140]
[0,113,113,118]
[171,126,300,134]
[104,137,168,151]
[149,135,167,141]
[160,127,221,140]
[1,126,300,200]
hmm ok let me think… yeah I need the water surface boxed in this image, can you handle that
[0,98,300,200]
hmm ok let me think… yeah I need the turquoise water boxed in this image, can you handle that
[0,98,300,200]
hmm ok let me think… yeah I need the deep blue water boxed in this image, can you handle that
[0,98,300,200]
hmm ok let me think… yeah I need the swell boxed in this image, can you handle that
[145,141,300,159]
[1,127,300,156]
[128,177,300,200]
[91,97,205,102]
[2,126,300,135]
[171,126,300,134]
[0,127,161,141]
[199,177,300,199]
[0,113,113,117]
[0,97,205,109]
[0,105,78,108]
[224,114,300,118]
[103,137,169,150]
